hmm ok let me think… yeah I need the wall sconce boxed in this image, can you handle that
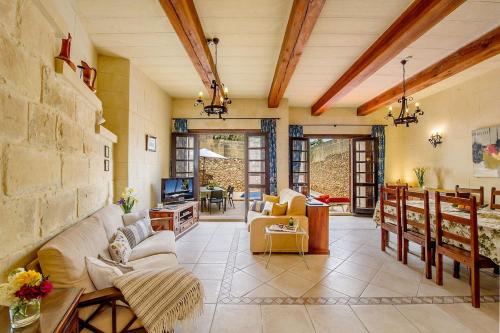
[429,131,443,148]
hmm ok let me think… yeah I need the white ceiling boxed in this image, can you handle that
[75,0,500,110]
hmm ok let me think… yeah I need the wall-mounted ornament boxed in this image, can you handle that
[146,135,157,152]
[104,159,110,172]
[55,33,76,71]
[78,61,97,92]
[104,145,110,158]
[428,131,442,148]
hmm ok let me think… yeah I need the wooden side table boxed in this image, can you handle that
[0,288,83,333]
[306,200,330,255]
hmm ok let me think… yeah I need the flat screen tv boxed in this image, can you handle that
[161,177,194,203]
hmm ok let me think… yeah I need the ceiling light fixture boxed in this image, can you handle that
[194,37,231,119]
[386,57,424,127]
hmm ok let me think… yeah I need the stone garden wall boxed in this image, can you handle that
[0,2,114,278]
[310,140,350,198]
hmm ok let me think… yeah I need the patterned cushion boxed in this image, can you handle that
[108,230,132,264]
[249,200,265,213]
[119,218,153,248]
[262,201,274,215]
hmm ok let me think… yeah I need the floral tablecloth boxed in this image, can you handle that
[373,200,500,265]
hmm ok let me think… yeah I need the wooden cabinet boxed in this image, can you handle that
[150,201,199,238]
[306,201,330,255]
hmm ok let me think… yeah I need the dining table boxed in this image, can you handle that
[373,199,500,265]
[199,186,228,212]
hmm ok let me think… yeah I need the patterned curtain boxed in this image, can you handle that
[289,125,304,138]
[173,119,188,133]
[261,119,278,195]
[372,125,385,199]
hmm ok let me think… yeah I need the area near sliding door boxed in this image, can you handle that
[245,133,269,214]
[289,138,310,193]
[171,133,199,199]
[351,137,378,215]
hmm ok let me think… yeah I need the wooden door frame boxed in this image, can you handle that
[301,134,371,213]
[289,137,310,194]
[244,132,270,219]
[170,133,200,200]
[351,137,379,215]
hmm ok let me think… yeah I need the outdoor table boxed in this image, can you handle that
[373,199,500,264]
[199,186,228,212]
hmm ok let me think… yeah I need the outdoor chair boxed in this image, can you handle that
[209,190,224,214]
[226,185,235,208]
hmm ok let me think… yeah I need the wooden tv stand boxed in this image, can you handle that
[149,201,199,238]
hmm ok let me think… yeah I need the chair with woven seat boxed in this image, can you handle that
[401,188,434,279]
[490,187,500,210]
[380,187,402,261]
[455,185,484,206]
[434,193,497,308]
[226,185,235,209]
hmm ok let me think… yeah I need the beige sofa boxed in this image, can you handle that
[248,188,308,253]
[37,204,177,332]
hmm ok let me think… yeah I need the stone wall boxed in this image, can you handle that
[0,1,114,278]
[199,158,245,191]
[310,140,350,198]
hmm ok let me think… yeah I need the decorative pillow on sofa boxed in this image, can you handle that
[271,202,288,216]
[109,229,132,264]
[85,256,123,290]
[98,254,134,273]
[263,194,280,203]
[249,200,265,213]
[119,218,153,248]
[262,201,274,215]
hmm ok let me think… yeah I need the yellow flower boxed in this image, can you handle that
[13,270,42,288]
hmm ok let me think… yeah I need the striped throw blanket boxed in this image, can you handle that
[113,268,204,333]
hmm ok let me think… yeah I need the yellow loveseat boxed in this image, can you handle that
[247,188,308,253]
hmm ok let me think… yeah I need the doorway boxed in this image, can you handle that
[171,131,269,221]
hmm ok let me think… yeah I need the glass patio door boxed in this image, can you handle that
[171,133,199,198]
[245,134,269,216]
[289,138,309,194]
[351,137,378,215]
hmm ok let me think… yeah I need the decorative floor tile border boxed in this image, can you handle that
[217,229,500,306]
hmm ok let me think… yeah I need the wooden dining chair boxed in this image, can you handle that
[385,183,408,200]
[455,185,484,206]
[434,193,497,308]
[402,189,434,279]
[491,187,500,210]
[380,187,402,261]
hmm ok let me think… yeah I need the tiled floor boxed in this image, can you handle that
[176,216,499,333]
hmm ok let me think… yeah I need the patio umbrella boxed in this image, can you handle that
[200,148,227,185]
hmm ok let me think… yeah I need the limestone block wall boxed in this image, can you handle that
[0,1,114,278]
[98,57,172,210]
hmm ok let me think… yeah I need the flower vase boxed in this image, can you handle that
[9,298,41,328]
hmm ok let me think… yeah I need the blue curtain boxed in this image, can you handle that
[289,125,304,138]
[173,119,188,133]
[261,119,277,195]
[372,125,385,198]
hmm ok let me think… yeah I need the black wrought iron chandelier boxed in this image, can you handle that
[386,57,424,127]
[194,37,231,119]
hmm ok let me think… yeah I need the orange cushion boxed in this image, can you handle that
[271,202,288,216]
[263,194,280,203]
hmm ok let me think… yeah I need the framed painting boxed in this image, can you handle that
[146,135,157,152]
[472,125,500,177]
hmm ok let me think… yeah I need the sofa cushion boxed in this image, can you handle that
[249,200,265,213]
[92,204,124,241]
[109,230,132,264]
[263,194,279,203]
[128,253,178,270]
[38,217,108,292]
[85,256,122,290]
[119,218,153,248]
[122,209,149,226]
[129,231,176,261]
[279,188,306,216]
[271,202,288,216]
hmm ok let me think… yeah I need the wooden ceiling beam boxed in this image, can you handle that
[268,0,325,108]
[311,0,465,116]
[357,27,500,116]
[159,0,220,93]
